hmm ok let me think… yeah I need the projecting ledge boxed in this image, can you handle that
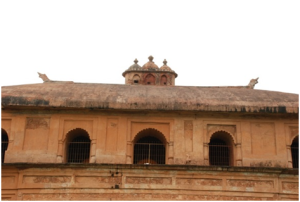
[2,163,298,175]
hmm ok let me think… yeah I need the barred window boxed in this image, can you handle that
[291,136,298,169]
[133,128,166,165]
[66,129,91,163]
[134,136,165,164]
[2,129,9,163]
[209,131,233,166]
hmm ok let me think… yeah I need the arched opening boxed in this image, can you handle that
[65,128,91,163]
[209,131,234,166]
[144,74,155,85]
[133,129,166,164]
[133,74,140,84]
[2,129,9,163]
[291,136,298,168]
[160,75,167,85]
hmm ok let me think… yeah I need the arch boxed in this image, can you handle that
[133,128,167,165]
[133,128,167,144]
[160,75,168,85]
[291,135,298,168]
[132,74,141,84]
[209,131,234,166]
[290,134,298,145]
[2,129,9,163]
[208,129,236,144]
[144,74,156,85]
[64,128,91,142]
[65,128,91,163]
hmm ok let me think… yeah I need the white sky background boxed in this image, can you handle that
[0,0,299,94]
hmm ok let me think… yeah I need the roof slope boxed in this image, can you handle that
[1,82,298,113]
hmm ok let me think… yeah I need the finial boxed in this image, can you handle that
[134,58,138,64]
[148,55,154,62]
[163,59,167,65]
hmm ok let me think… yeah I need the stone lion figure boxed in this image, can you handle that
[37,72,73,83]
[247,77,259,89]
[38,72,51,82]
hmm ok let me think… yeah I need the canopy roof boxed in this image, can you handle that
[1,82,298,113]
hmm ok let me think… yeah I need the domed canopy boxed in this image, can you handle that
[142,55,159,69]
[160,59,172,71]
[127,59,142,70]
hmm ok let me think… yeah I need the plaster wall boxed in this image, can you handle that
[1,164,298,201]
[1,109,298,168]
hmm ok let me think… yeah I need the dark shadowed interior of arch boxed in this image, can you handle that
[291,136,298,168]
[209,131,233,166]
[134,129,166,164]
[2,129,9,163]
[133,74,140,84]
[66,129,91,163]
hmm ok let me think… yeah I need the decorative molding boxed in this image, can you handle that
[132,127,167,143]
[23,176,71,184]
[126,177,172,185]
[176,178,222,186]
[21,193,274,201]
[26,117,50,129]
[207,124,236,143]
[282,182,298,193]
[75,176,121,184]
[227,179,274,188]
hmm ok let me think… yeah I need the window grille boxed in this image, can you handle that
[209,139,231,166]
[134,136,165,164]
[2,130,9,163]
[67,136,90,163]
[291,139,298,168]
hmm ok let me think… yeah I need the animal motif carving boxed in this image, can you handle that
[247,77,259,89]
[30,176,71,183]
[75,176,121,184]
[38,72,51,82]
[37,72,74,83]
[126,177,172,185]
[227,179,274,188]
[282,182,299,190]
[176,178,222,186]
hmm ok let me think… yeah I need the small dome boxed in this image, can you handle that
[142,55,159,69]
[160,59,172,71]
[127,59,142,70]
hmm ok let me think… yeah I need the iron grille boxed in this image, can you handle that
[2,133,9,163]
[134,136,165,164]
[209,139,231,166]
[67,136,90,163]
[291,145,298,168]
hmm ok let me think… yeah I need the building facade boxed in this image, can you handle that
[1,56,299,200]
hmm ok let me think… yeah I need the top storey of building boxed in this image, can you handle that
[1,56,298,114]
